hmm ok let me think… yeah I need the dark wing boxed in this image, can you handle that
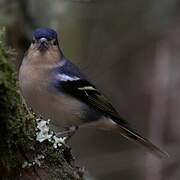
[59,79,128,126]
[54,58,168,158]
[59,79,168,158]
[61,79,168,157]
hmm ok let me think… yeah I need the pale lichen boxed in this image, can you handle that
[22,154,45,168]
[36,118,66,148]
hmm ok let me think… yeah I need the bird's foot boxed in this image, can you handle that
[56,125,78,142]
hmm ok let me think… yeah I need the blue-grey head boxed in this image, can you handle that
[31,28,59,51]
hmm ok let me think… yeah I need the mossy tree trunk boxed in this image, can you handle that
[0,29,84,180]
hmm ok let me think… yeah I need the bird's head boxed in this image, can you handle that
[30,28,59,52]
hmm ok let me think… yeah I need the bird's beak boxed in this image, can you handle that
[38,37,48,50]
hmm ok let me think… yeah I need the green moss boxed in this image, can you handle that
[0,28,34,170]
[0,28,84,179]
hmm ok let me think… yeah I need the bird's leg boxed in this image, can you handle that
[56,125,78,142]
[20,94,33,115]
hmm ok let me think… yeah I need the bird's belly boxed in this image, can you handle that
[19,64,101,130]
[19,64,85,128]
[22,85,85,128]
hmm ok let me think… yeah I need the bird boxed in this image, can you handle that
[19,28,168,158]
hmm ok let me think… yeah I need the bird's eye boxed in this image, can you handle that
[32,39,35,44]
[53,40,57,46]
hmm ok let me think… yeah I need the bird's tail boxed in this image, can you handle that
[116,123,169,159]
[93,118,169,159]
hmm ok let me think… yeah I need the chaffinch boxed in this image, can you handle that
[19,28,168,158]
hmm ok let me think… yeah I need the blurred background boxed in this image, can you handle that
[1,0,180,179]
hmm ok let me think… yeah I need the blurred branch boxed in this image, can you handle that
[145,40,170,180]
[17,0,37,28]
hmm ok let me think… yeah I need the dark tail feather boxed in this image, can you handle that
[118,124,169,159]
